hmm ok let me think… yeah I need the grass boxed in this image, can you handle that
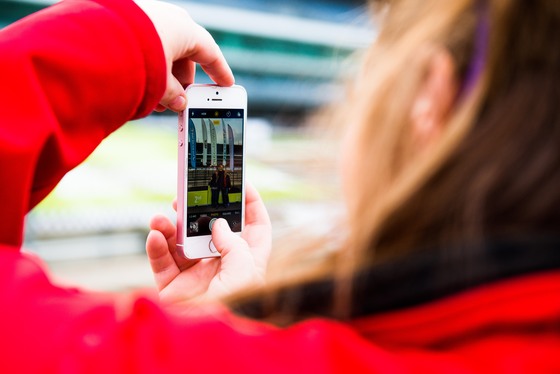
[32,119,325,215]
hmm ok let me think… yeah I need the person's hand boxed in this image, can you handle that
[135,0,234,112]
[145,183,272,305]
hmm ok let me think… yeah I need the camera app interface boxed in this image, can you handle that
[186,109,244,237]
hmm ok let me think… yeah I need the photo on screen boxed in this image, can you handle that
[185,109,244,237]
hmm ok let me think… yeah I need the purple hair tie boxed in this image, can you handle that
[459,1,489,98]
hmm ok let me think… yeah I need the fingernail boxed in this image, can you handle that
[169,95,186,111]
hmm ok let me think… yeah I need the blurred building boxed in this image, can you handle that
[3,0,373,265]
[1,0,374,116]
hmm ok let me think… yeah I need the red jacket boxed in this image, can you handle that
[1,1,559,372]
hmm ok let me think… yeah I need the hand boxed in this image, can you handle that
[145,182,272,305]
[135,0,234,112]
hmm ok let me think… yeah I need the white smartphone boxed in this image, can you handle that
[177,84,247,259]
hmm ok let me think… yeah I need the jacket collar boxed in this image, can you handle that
[236,235,560,320]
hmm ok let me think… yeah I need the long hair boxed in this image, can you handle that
[228,0,560,324]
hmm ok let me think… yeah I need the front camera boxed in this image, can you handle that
[216,91,219,95]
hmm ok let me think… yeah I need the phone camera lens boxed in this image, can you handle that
[216,91,219,95]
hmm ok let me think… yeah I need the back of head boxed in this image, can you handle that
[229,0,560,323]
[343,0,560,260]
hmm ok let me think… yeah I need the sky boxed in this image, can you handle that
[190,118,244,145]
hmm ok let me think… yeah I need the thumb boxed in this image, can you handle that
[160,72,187,112]
[208,218,260,297]
[211,219,249,256]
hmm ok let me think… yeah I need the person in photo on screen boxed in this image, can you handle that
[210,164,231,208]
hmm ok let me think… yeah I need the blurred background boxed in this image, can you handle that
[1,0,374,292]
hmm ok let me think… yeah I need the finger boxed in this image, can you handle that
[150,213,197,271]
[146,229,180,291]
[241,182,272,273]
[212,218,249,255]
[172,59,196,89]
[208,219,263,296]
[149,214,176,239]
[244,181,271,227]
[158,59,194,112]
[200,55,234,88]
[149,214,179,263]
[159,73,187,112]
[154,104,167,112]
[188,25,234,86]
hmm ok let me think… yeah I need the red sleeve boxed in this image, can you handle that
[0,0,166,247]
[0,3,301,372]
[0,249,409,373]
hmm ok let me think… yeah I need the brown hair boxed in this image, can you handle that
[227,0,560,324]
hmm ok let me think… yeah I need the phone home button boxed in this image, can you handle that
[209,240,218,253]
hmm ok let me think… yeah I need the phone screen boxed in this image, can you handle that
[185,108,244,237]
